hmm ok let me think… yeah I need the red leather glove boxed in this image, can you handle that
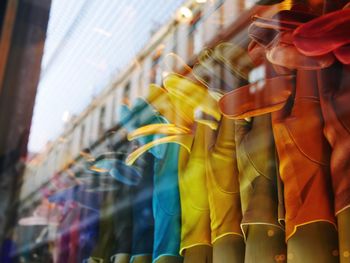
[293,7,350,215]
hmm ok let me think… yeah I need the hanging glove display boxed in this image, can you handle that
[220,8,339,262]
[23,2,350,262]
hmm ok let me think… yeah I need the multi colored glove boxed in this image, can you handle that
[220,8,338,262]
[126,78,217,260]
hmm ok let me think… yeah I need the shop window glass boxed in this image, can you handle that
[4,1,350,262]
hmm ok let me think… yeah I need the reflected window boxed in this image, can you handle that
[98,106,105,137]
[188,11,202,57]
[138,69,144,97]
[150,52,162,85]
[123,82,131,106]
[80,124,85,149]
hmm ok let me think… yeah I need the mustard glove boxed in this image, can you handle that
[207,116,246,263]
[177,123,214,259]
[235,115,286,263]
[141,83,194,128]
[214,67,287,263]
[206,116,242,243]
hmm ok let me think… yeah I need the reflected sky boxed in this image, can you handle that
[29,0,185,152]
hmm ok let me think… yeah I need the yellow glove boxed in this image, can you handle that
[163,73,246,261]
[163,73,243,244]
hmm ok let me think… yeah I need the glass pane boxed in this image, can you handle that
[1,0,349,262]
